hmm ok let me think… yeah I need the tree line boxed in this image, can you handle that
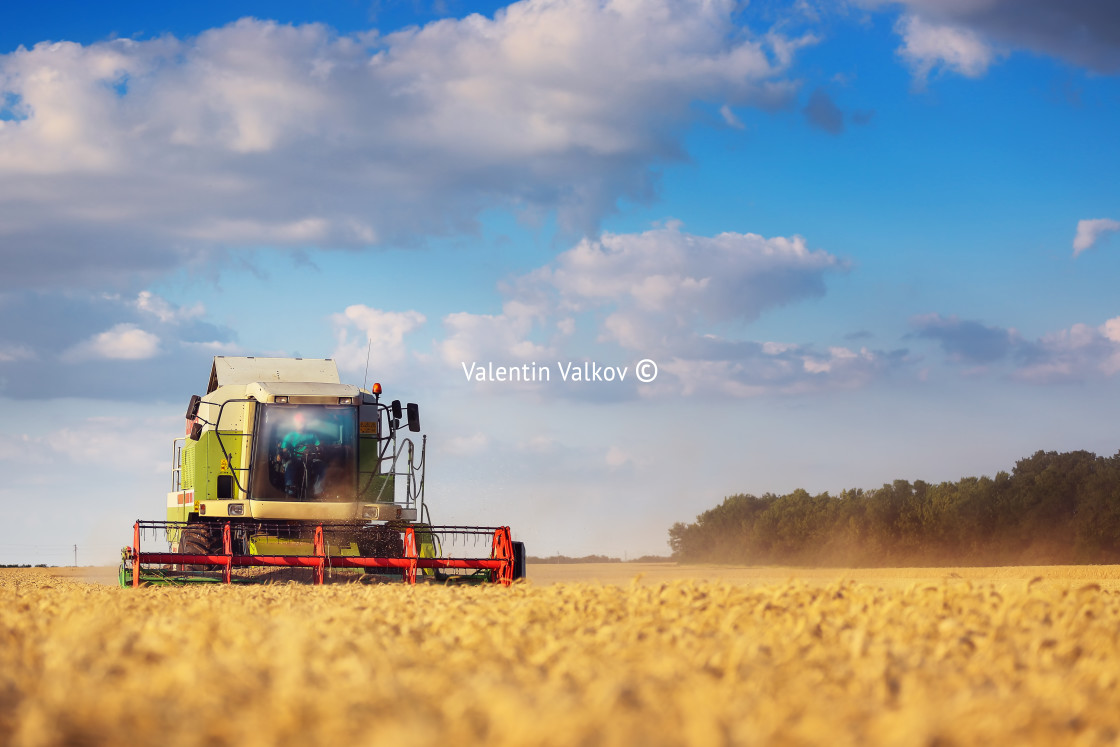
[669,450,1120,566]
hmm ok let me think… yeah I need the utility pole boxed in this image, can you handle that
[73,544,77,568]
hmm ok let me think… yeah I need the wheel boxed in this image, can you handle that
[357,525,405,580]
[356,524,405,556]
[512,541,527,581]
[180,523,221,571]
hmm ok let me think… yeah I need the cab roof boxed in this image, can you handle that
[207,356,341,393]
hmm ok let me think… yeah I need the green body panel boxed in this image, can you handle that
[181,444,196,490]
[193,429,245,500]
[167,428,245,523]
[358,435,395,502]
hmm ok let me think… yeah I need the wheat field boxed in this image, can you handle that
[3,565,1120,745]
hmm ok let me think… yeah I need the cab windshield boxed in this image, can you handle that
[250,404,357,501]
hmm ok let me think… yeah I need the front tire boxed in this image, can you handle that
[357,525,405,580]
[180,523,221,571]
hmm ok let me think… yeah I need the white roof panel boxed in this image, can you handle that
[207,357,341,393]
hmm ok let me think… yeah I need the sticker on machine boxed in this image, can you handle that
[166,490,195,507]
[359,421,379,435]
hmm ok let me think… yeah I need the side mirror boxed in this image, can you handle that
[391,400,403,419]
[185,394,201,420]
[189,421,204,441]
[407,403,420,433]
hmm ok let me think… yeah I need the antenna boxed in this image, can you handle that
[363,338,372,391]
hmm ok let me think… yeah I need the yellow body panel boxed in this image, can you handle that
[246,500,415,522]
[196,499,249,518]
[248,500,361,521]
[194,498,416,522]
[248,535,360,556]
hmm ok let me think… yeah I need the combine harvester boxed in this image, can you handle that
[121,356,526,587]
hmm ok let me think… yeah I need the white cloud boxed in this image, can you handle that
[895,14,994,84]
[0,288,239,400]
[62,323,161,361]
[438,301,554,367]
[135,291,204,323]
[911,311,1120,383]
[1073,218,1120,257]
[546,224,842,326]
[1103,318,1120,344]
[659,358,769,398]
[0,413,175,471]
[180,340,243,355]
[436,224,845,373]
[436,223,902,398]
[541,225,845,359]
[0,344,35,362]
[766,31,820,70]
[331,305,426,372]
[0,2,805,289]
[866,1,1120,79]
[1014,316,1120,383]
[659,341,891,398]
[600,311,659,351]
[719,104,745,130]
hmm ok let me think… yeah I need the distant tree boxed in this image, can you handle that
[668,449,1120,566]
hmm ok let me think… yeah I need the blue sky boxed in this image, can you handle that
[1,0,1119,564]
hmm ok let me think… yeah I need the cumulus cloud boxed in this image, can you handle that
[546,224,843,326]
[719,104,746,130]
[439,302,554,369]
[135,290,204,323]
[866,0,1120,80]
[181,340,242,355]
[331,305,427,372]
[62,323,161,361]
[1073,218,1120,257]
[655,336,904,398]
[0,344,35,363]
[895,13,995,84]
[910,313,1016,365]
[439,224,844,365]
[437,223,905,397]
[911,312,1120,383]
[0,1,806,290]
[0,413,176,471]
[1015,318,1120,383]
[0,290,237,399]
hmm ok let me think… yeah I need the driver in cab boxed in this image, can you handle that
[277,412,321,498]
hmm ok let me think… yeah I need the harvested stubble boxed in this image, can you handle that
[3,569,1120,746]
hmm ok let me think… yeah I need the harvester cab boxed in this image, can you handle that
[121,356,525,586]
